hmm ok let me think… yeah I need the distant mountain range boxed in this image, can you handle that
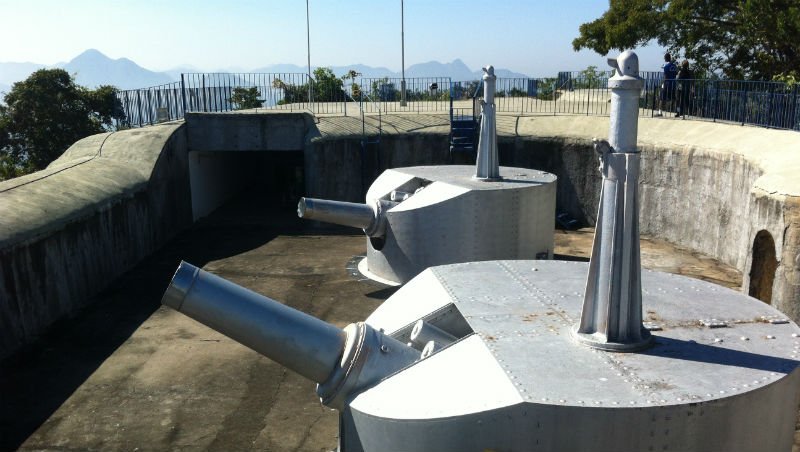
[0,49,529,95]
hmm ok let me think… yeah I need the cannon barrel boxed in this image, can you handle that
[162,261,419,410]
[298,197,374,230]
[162,261,346,383]
[297,197,389,237]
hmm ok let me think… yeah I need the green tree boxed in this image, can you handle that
[537,78,559,101]
[229,86,263,110]
[311,67,345,101]
[0,69,123,177]
[273,67,346,105]
[342,69,361,99]
[572,0,800,80]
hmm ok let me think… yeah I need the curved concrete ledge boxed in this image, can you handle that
[0,123,191,358]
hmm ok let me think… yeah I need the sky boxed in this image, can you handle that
[0,0,666,77]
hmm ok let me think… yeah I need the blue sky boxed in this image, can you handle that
[0,0,665,76]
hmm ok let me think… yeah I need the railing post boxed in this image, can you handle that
[790,84,798,131]
[449,83,454,123]
[586,77,591,115]
[651,77,657,117]
[766,84,774,127]
[308,76,314,114]
[136,90,143,128]
[740,83,748,126]
[148,89,154,125]
[202,74,208,112]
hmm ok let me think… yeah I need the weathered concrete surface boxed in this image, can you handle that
[305,115,455,202]
[186,112,315,152]
[0,192,751,451]
[555,228,742,290]
[0,123,191,359]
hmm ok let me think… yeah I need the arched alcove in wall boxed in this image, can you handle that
[748,230,778,304]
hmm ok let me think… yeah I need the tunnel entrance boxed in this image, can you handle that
[251,151,305,207]
[748,230,778,304]
[189,150,305,220]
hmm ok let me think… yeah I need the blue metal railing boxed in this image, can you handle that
[114,72,800,132]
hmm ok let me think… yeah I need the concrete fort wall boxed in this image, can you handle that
[0,124,192,359]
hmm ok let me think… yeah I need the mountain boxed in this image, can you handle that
[161,64,202,81]
[407,59,475,80]
[0,51,531,95]
[250,63,308,74]
[329,64,396,79]
[62,49,174,89]
[485,68,529,79]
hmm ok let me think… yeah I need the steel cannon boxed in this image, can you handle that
[297,64,557,286]
[299,167,557,286]
[161,261,420,410]
[297,197,394,237]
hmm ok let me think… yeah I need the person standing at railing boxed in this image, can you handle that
[676,60,695,118]
[655,53,678,116]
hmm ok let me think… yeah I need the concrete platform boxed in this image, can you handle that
[7,188,790,451]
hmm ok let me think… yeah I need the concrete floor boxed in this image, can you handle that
[5,188,792,452]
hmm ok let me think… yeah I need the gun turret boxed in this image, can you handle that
[162,261,419,410]
[297,197,390,237]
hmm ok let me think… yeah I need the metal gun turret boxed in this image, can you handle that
[161,261,419,410]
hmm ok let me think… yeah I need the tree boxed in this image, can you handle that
[572,0,800,80]
[311,67,345,102]
[273,67,346,105]
[342,69,362,99]
[229,87,263,110]
[0,69,123,178]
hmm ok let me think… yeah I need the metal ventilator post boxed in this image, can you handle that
[474,66,500,180]
[574,50,651,351]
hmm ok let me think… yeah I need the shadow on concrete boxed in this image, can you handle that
[0,190,359,451]
[365,286,400,300]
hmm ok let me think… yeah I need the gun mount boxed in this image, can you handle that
[298,63,556,285]
[163,52,800,451]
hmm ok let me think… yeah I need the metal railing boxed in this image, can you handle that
[653,79,799,129]
[181,72,312,113]
[359,77,452,113]
[358,90,382,145]
[114,72,800,132]
[115,82,184,128]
